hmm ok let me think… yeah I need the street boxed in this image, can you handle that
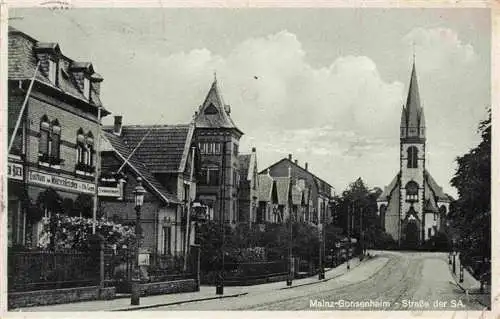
[152,251,487,311]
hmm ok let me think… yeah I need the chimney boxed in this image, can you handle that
[288,154,292,161]
[305,162,308,171]
[294,159,298,165]
[252,147,256,153]
[114,115,123,136]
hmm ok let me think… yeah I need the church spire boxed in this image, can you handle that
[406,61,421,128]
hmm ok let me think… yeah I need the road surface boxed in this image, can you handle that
[152,251,487,311]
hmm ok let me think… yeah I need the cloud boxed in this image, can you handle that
[403,27,478,73]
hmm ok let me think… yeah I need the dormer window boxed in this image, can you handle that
[48,59,57,85]
[83,77,90,100]
[204,103,218,115]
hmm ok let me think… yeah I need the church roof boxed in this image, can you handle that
[377,173,400,202]
[193,78,243,135]
[401,62,424,129]
[424,170,450,202]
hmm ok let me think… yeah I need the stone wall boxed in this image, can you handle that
[8,286,115,309]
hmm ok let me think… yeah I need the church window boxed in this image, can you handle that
[407,146,418,168]
[204,103,218,115]
[405,181,418,202]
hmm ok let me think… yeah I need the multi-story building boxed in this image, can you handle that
[7,27,110,247]
[193,77,243,223]
[259,154,333,225]
[99,117,197,256]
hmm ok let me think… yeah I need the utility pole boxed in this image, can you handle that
[286,166,293,286]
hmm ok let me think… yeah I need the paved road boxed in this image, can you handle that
[152,251,487,311]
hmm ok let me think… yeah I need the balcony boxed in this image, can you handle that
[75,162,95,177]
[38,154,63,170]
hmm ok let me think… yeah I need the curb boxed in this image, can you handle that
[110,292,248,311]
[279,258,364,290]
[448,265,491,309]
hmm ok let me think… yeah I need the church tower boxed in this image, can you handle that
[377,60,451,248]
[399,61,426,247]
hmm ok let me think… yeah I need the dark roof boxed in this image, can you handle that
[258,173,274,202]
[103,124,194,173]
[259,158,333,189]
[193,79,243,135]
[103,131,180,205]
[377,173,400,202]
[275,177,291,205]
[424,170,450,202]
[401,62,424,129]
[8,27,109,115]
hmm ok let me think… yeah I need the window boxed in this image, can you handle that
[200,164,220,186]
[428,228,432,239]
[433,213,437,221]
[198,142,221,155]
[48,59,57,84]
[204,103,218,115]
[233,143,238,156]
[233,169,239,186]
[39,115,50,156]
[407,146,418,168]
[83,78,90,100]
[162,227,171,255]
[50,120,61,160]
[405,181,419,202]
[75,129,95,175]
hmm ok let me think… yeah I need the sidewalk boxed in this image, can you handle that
[448,253,491,309]
[14,257,363,312]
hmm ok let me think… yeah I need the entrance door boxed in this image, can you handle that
[405,221,419,249]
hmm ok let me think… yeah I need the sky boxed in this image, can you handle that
[9,8,491,197]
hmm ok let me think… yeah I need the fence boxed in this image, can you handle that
[8,248,99,292]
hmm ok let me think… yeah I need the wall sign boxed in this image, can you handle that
[98,186,121,198]
[8,162,23,181]
[28,170,95,194]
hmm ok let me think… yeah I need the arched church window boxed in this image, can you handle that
[405,181,419,202]
[204,103,218,115]
[407,146,418,168]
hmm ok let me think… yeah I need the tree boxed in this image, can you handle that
[450,108,490,264]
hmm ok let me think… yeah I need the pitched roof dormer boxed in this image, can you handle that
[194,76,243,136]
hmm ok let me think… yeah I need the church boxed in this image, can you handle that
[377,61,451,248]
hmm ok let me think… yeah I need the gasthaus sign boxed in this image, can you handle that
[28,170,95,194]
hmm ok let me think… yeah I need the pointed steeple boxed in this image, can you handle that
[193,76,243,135]
[406,61,422,129]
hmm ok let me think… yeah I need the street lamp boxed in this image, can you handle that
[131,177,146,306]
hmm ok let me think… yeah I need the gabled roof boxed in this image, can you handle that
[424,198,439,213]
[291,184,303,205]
[193,78,243,135]
[258,173,274,202]
[8,27,109,115]
[102,131,180,205]
[377,173,400,202]
[259,158,333,190]
[275,177,291,205]
[424,170,450,202]
[103,124,195,173]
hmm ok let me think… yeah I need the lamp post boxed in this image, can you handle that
[130,177,146,306]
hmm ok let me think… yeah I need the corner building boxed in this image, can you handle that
[193,78,243,223]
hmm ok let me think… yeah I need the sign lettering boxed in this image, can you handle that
[28,170,95,194]
[8,162,23,180]
[98,186,121,197]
